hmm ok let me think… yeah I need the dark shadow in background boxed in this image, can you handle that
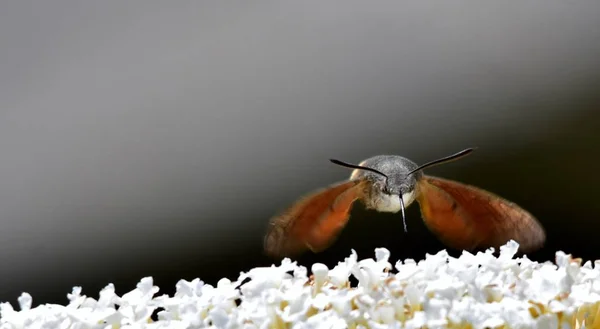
[0,2,599,306]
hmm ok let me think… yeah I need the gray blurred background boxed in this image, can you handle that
[1,1,600,305]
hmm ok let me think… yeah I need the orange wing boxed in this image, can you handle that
[416,175,545,253]
[264,179,368,258]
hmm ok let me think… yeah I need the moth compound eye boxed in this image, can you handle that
[383,185,392,195]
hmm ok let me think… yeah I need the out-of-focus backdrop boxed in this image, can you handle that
[1,1,599,305]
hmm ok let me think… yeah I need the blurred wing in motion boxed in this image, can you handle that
[264,179,368,258]
[416,176,545,252]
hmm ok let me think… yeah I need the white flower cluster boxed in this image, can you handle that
[2,240,600,329]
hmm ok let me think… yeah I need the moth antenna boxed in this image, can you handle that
[407,147,477,176]
[329,159,388,179]
[399,195,407,233]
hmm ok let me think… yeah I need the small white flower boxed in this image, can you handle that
[328,289,359,318]
[17,294,32,311]
[404,311,426,329]
[238,258,298,299]
[423,297,450,326]
[328,250,357,288]
[480,315,505,329]
[394,258,419,281]
[311,263,329,296]
[498,239,520,262]
[352,249,392,290]
[311,293,329,311]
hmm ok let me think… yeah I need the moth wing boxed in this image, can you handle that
[416,175,545,252]
[264,179,367,258]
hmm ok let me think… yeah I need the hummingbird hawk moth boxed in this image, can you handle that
[263,148,546,258]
